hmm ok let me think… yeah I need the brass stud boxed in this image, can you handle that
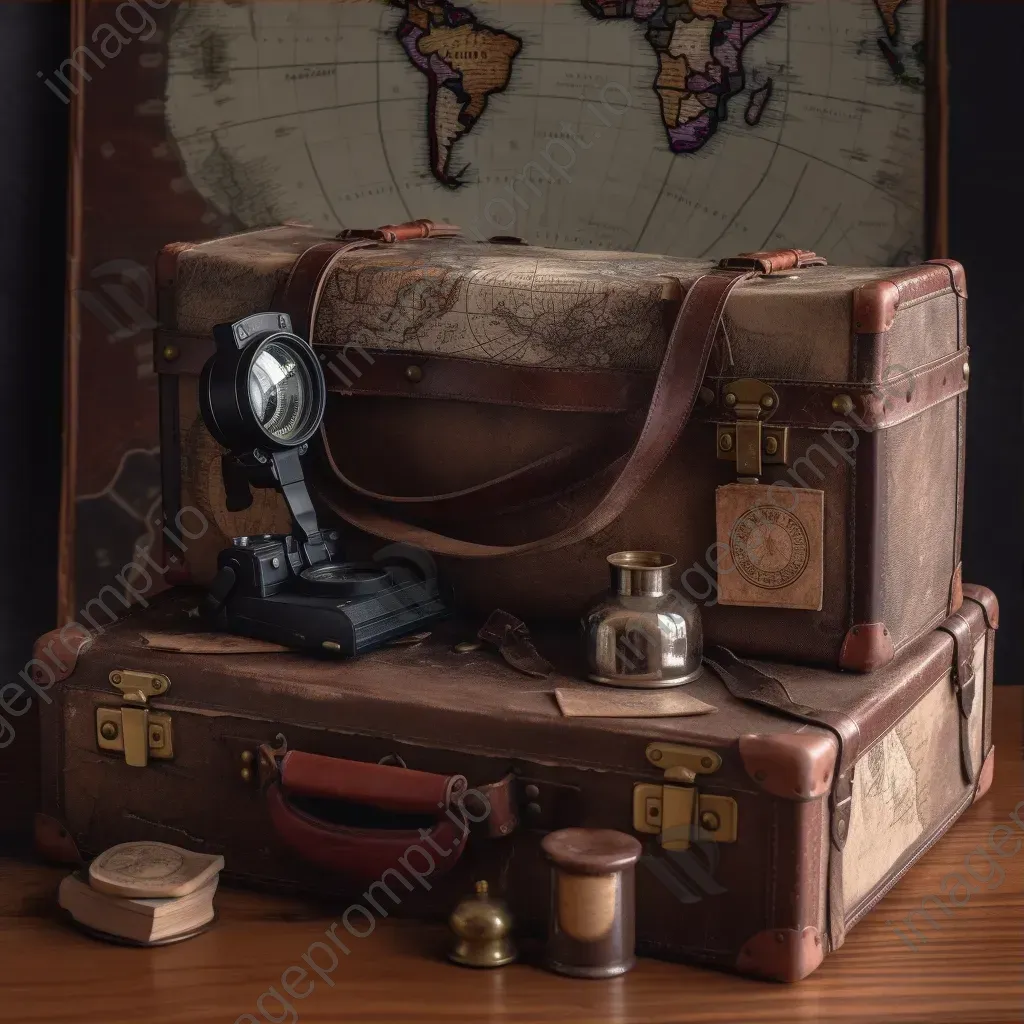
[718,433,734,452]
[322,640,341,652]
[110,673,122,685]
[700,756,714,769]
[764,436,779,456]
[100,721,119,741]
[161,344,180,363]
[760,394,775,409]
[150,728,162,744]
[404,364,424,383]
[240,767,253,783]
[649,748,663,762]
[962,361,970,381]
[700,810,721,832]
[832,394,854,416]
[151,678,164,691]
[453,640,483,654]
[240,750,254,764]
[723,392,737,407]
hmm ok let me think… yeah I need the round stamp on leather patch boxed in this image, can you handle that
[730,505,809,590]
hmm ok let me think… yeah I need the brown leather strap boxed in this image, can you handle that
[337,219,460,243]
[719,249,827,273]
[704,646,861,954]
[316,416,635,522]
[938,613,977,785]
[275,238,380,338]
[312,267,756,557]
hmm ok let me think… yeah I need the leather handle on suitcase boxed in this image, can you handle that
[260,744,516,883]
[337,219,460,243]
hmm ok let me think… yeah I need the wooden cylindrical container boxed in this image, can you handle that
[540,828,642,979]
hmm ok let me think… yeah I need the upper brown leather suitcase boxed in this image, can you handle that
[33,585,996,982]
[155,222,969,671]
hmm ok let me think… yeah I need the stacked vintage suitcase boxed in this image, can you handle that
[33,222,994,981]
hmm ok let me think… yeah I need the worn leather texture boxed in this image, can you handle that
[157,227,967,669]
[37,589,996,982]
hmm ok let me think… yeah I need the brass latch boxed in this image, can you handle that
[716,378,788,480]
[95,670,174,768]
[633,742,737,851]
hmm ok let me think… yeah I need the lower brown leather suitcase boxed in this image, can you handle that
[33,585,997,981]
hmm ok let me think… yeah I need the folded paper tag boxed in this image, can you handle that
[554,687,716,718]
[141,632,290,655]
[715,483,824,611]
[478,610,552,678]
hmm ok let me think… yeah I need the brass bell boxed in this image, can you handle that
[448,880,516,967]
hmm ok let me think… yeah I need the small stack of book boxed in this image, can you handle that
[58,840,224,946]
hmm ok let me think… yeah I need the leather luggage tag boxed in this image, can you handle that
[715,483,824,611]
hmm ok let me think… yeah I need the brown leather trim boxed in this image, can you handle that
[973,746,995,804]
[31,625,92,683]
[477,772,518,838]
[738,733,837,800]
[736,926,824,983]
[33,813,82,866]
[155,331,969,430]
[321,349,654,414]
[838,622,895,672]
[852,263,959,334]
[853,281,899,333]
[155,241,198,289]
[926,258,966,297]
[852,429,883,631]
[963,584,999,629]
[948,562,963,616]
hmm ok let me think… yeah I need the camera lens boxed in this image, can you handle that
[248,340,312,443]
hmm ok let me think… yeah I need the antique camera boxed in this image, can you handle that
[198,311,446,655]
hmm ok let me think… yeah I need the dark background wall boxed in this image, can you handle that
[0,0,1017,682]
[0,3,69,687]
[949,0,1024,680]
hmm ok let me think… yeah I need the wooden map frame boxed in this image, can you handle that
[57,0,949,622]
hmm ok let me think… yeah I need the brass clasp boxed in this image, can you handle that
[95,670,174,768]
[715,378,788,481]
[633,742,737,851]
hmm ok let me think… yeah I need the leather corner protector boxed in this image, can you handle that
[739,732,838,800]
[925,258,967,298]
[839,622,895,672]
[852,281,900,333]
[948,563,963,615]
[962,584,999,629]
[156,241,198,287]
[31,625,92,685]
[973,747,995,804]
[33,813,82,866]
[736,926,824,983]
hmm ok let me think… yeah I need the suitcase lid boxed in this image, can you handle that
[158,225,965,387]
[45,588,991,777]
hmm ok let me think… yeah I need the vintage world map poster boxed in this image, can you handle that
[61,0,944,619]
[164,0,938,262]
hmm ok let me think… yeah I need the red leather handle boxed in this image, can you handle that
[263,748,494,883]
[266,783,467,884]
[279,750,465,814]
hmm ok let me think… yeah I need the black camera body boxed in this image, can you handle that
[199,312,447,656]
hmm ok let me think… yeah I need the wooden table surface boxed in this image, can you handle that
[1,691,1022,1024]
